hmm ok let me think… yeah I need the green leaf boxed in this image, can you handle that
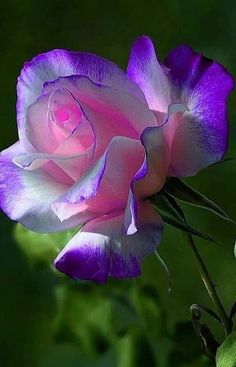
[14,223,79,265]
[150,192,215,242]
[164,177,233,223]
[216,332,236,367]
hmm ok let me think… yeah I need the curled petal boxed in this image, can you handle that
[123,104,189,235]
[12,151,87,171]
[124,125,169,235]
[12,142,93,183]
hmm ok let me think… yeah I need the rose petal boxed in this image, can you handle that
[53,136,145,221]
[127,35,172,112]
[128,38,234,177]
[123,104,189,235]
[54,203,163,282]
[124,124,170,234]
[1,141,24,159]
[124,190,138,235]
[12,141,94,183]
[164,44,234,175]
[0,147,85,232]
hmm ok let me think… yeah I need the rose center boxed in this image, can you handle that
[53,102,82,125]
[52,101,83,135]
[54,107,70,125]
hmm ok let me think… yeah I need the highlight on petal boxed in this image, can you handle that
[127,35,171,112]
[124,191,138,235]
[54,203,163,282]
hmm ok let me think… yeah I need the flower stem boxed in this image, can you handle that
[186,233,232,335]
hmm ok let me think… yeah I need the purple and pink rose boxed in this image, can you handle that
[0,36,234,282]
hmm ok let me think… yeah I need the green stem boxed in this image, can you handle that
[186,233,232,335]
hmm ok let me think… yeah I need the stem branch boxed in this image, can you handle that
[186,233,232,335]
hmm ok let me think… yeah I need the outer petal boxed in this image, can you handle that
[1,141,24,159]
[127,35,172,112]
[165,45,235,176]
[0,145,87,232]
[54,203,163,282]
[17,49,145,144]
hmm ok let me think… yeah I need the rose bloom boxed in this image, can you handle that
[0,36,233,282]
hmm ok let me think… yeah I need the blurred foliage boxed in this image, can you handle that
[0,0,236,366]
[4,221,217,367]
[14,223,78,265]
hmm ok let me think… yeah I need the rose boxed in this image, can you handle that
[0,37,233,283]
[127,36,234,180]
[0,48,164,282]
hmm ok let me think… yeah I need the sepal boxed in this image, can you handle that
[150,192,215,242]
[164,177,233,223]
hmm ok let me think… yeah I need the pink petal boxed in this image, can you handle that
[53,136,145,221]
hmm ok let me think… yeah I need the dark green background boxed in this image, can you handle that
[0,1,235,366]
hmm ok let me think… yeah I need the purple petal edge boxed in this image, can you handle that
[54,212,163,282]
